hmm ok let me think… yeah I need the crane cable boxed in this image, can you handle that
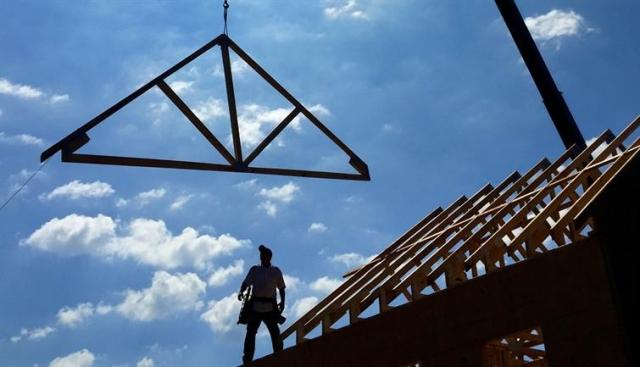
[223,0,230,35]
[0,158,50,213]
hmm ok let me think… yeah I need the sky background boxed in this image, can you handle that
[1,1,639,366]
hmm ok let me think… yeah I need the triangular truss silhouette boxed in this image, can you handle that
[41,34,370,181]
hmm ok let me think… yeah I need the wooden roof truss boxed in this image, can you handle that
[283,115,640,344]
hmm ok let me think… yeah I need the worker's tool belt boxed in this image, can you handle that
[251,297,277,313]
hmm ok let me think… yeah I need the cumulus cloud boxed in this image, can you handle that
[308,222,328,233]
[42,180,114,201]
[117,271,206,321]
[258,200,278,217]
[44,273,206,328]
[235,103,330,148]
[149,101,170,116]
[330,252,375,268]
[135,188,166,205]
[11,326,56,343]
[234,178,258,191]
[257,182,300,217]
[259,182,299,203]
[170,194,193,211]
[309,276,342,294]
[324,0,368,20]
[57,303,95,328]
[137,357,155,367]
[169,80,194,94]
[525,9,588,42]
[208,260,244,287]
[49,94,70,104]
[200,293,240,333]
[194,98,227,122]
[0,77,70,104]
[49,349,95,367]
[0,132,45,146]
[114,188,166,208]
[291,296,319,318]
[237,104,295,148]
[23,214,249,269]
[0,77,44,99]
[283,274,302,292]
[214,59,251,77]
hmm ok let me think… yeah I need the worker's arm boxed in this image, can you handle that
[278,287,286,312]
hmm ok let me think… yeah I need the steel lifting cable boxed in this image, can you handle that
[223,0,230,35]
[0,158,50,213]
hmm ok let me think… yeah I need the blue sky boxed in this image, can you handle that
[1,1,639,366]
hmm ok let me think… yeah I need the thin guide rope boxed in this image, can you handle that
[0,159,50,213]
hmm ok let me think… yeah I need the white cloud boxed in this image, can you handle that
[42,180,114,201]
[0,132,45,147]
[194,98,227,122]
[96,303,113,315]
[214,59,251,77]
[49,94,70,104]
[525,9,588,41]
[149,101,170,115]
[57,303,94,328]
[23,214,117,256]
[309,276,342,294]
[324,0,368,20]
[117,271,206,321]
[308,222,328,233]
[208,260,244,287]
[258,200,278,217]
[170,194,193,211]
[330,252,375,268]
[257,182,300,217]
[0,77,69,105]
[7,168,47,195]
[49,349,95,367]
[23,214,249,270]
[169,80,194,94]
[234,178,258,191]
[11,326,56,343]
[283,274,302,292]
[237,104,295,147]
[200,293,241,333]
[137,357,155,367]
[0,77,44,99]
[259,182,299,203]
[135,188,166,205]
[308,104,331,117]
[115,198,129,207]
[291,296,318,318]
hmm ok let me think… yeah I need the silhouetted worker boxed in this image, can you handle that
[238,244,286,364]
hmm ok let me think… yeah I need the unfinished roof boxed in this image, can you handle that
[282,115,640,347]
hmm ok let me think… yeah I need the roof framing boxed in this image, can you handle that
[283,115,640,344]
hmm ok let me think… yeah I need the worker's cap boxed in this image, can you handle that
[258,244,273,259]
